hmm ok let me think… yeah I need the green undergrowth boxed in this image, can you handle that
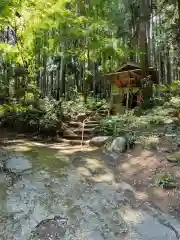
[155,173,176,189]
[0,94,107,136]
[100,106,173,137]
[100,81,180,145]
[62,94,107,118]
[0,98,62,135]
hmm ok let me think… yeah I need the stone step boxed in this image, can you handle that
[68,122,99,129]
[73,128,95,134]
[68,121,81,127]
[84,124,99,129]
[62,135,92,141]
[58,138,89,145]
[98,109,108,113]
[94,116,106,120]
[99,113,107,116]
[85,120,99,124]
[97,113,108,116]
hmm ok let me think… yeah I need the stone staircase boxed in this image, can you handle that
[60,109,108,145]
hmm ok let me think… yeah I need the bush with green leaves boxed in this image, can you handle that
[86,97,107,111]
[38,98,62,134]
[155,173,176,189]
[100,107,167,136]
[62,94,107,119]
[98,82,180,149]
[1,104,40,132]
[62,95,87,118]
[100,115,125,136]
[0,97,62,135]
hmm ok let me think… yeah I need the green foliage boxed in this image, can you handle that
[100,106,168,137]
[62,95,87,118]
[1,104,40,132]
[100,83,180,141]
[0,0,178,140]
[62,94,107,118]
[38,98,62,132]
[0,97,62,135]
[86,96,107,111]
[155,173,175,189]
[100,115,124,136]
[175,161,180,167]
[0,94,107,135]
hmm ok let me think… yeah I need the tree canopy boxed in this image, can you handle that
[0,0,179,101]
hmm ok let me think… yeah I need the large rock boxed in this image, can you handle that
[166,152,180,163]
[5,156,32,174]
[108,137,127,153]
[0,161,3,169]
[89,136,110,147]
[88,231,104,240]
[33,216,68,240]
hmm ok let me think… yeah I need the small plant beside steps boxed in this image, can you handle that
[155,173,176,189]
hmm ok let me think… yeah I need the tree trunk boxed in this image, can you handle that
[59,43,65,98]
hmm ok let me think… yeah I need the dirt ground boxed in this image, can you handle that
[107,141,180,219]
[1,130,180,221]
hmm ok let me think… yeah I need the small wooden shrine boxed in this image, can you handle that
[105,62,158,114]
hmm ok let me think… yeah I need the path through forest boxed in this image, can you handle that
[0,139,180,239]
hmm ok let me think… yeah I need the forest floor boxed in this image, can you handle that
[1,115,180,220]
[1,130,180,239]
[1,124,180,218]
[106,142,180,218]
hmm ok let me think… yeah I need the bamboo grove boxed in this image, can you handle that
[0,0,180,102]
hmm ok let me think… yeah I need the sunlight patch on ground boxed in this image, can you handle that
[3,139,25,144]
[26,141,45,147]
[77,167,91,177]
[120,150,159,175]
[139,135,160,149]
[55,151,70,161]
[48,143,98,153]
[121,208,142,224]
[91,172,114,183]
[85,157,103,170]
[135,191,148,201]
[13,145,32,152]
[3,143,31,152]
[3,140,45,152]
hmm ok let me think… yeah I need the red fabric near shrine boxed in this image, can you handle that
[137,95,141,104]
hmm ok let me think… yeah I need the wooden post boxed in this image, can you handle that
[126,77,130,110]
[130,88,133,109]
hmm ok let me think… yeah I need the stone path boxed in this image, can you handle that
[1,142,180,239]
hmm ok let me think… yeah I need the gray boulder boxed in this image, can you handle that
[33,216,68,240]
[5,156,32,174]
[166,152,180,163]
[109,137,127,153]
[88,231,104,240]
[0,161,3,169]
[89,136,110,147]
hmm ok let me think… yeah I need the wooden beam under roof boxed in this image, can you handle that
[116,61,141,72]
[104,68,142,77]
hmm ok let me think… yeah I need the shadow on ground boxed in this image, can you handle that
[1,136,180,239]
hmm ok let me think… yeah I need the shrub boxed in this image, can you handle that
[62,95,87,118]
[86,97,107,111]
[62,94,107,119]
[155,173,175,189]
[100,115,123,136]
[0,97,62,135]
